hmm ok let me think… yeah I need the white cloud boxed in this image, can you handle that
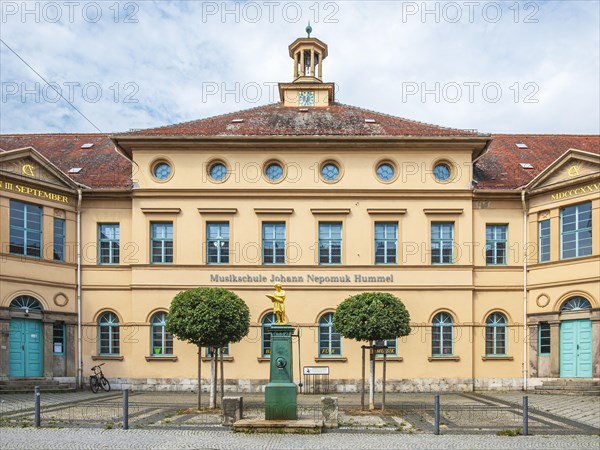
[1,0,598,134]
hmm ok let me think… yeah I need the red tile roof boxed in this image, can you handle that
[120,102,484,137]
[474,134,600,189]
[0,134,132,189]
[1,108,598,192]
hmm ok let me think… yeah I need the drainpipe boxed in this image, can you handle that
[76,189,83,389]
[521,190,528,391]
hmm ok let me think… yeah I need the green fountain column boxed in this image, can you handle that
[265,324,297,420]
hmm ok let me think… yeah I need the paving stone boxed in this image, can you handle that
[0,429,599,449]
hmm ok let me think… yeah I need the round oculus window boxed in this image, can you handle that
[209,162,227,181]
[321,163,340,181]
[376,163,395,182]
[433,163,451,182]
[265,162,284,182]
[153,162,172,180]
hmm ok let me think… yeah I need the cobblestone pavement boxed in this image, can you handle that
[1,391,598,435]
[0,428,599,449]
[478,392,600,430]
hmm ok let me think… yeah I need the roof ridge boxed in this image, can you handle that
[491,133,599,137]
[333,102,486,136]
[0,133,111,137]
[118,102,282,135]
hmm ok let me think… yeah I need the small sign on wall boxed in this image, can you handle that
[303,366,329,375]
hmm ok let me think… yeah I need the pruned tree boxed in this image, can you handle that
[166,287,250,409]
[334,292,411,410]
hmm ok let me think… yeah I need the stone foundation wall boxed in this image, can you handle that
[104,377,532,392]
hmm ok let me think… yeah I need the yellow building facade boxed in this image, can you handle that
[1,34,598,392]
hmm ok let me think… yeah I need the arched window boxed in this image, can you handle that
[318,313,341,357]
[151,312,173,356]
[560,297,592,312]
[261,313,277,357]
[432,312,453,356]
[485,313,507,356]
[10,295,43,311]
[98,312,119,355]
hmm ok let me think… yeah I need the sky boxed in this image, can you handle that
[1,0,599,135]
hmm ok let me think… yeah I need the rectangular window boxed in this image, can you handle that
[561,202,592,259]
[53,323,65,355]
[9,200,42,257]
[375,223,398,264]
[151,222,173,264]
[318,313,342,356]
[98,224,120,264]
[539,322,550,355]
[374,339,397,357]
[262,223,286,264]
[431,222,454,264]
[206,222,229,264]
[319,222,342,264]
[486,224,507,265]
[53,218,65,261]
[538,219,550,263]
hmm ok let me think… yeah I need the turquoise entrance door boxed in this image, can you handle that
[560,319,592,378]
[8,319,43,378]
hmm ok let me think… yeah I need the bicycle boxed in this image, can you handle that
[89,363,111,393]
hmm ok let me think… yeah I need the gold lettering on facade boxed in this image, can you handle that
[22,164,35,177]
[0,182,69,204]
[567,165,580,177]
[551,182,600,201]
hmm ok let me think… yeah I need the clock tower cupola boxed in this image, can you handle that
[279,24,335,107]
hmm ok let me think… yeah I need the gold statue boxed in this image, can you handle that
[265,283,286,324]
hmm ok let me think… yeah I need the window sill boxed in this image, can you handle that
[428,356,460,362]
[201,356,233,362]
[481,356,514,361]
[92,355,124,361]
[257,357,271,363]
[375,356,403,362]
[314,357,347,362]
[145,356,178,362]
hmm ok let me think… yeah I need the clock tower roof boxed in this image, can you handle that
[280,28,334,107]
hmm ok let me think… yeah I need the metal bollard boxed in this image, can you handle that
[34,386,41,427]
[434,394,440,435]
[522,395,528,436]
[123,389,129,430]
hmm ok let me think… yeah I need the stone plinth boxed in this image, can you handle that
[232,419,322,434]
[222,396,243,426]
[320,396,338,428]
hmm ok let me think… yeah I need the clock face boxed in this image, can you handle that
[299,91,315,106]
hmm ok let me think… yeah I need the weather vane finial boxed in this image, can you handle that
[306,21,312,38]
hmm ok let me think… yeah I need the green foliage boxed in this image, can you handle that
[166,287,250,348]
[496,428,522,436]
[333,292,411,342]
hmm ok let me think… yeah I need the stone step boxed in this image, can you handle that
[539,379,599,385]
[533,389,600,396]
[0,379,61,385]
[535,384,600,390]
[0,388,77,394]
[232,419,323,434]
[0,379,75,393]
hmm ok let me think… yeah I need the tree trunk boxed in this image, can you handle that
[219,347,225,408]
[209,348,217,408]
[197,348,202,410]
[369,341,375,410]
